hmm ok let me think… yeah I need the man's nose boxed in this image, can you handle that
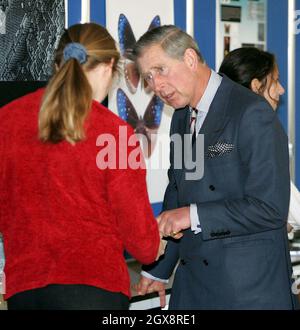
[152,75,163,94]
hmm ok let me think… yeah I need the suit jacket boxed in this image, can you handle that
[144,75,299,309]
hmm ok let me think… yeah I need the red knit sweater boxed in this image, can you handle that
[0,89,160,299]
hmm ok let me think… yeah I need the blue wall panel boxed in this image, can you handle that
[267,0,288,132]
[67,0,81,26]
[174,0,186,31]
[151,202,163,217]
[194,0,216,70]
[90,0,106,26]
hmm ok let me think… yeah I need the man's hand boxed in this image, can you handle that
[156,234,167,260]
[157,207,190,239]
[132,275,167,308]
[287,223,294,233]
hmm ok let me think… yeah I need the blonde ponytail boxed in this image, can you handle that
[39,58,92,144]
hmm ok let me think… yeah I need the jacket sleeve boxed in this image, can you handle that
[106,127,160,265]
[198,102,290,240]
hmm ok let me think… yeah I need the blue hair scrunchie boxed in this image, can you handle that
[63,42,87,64]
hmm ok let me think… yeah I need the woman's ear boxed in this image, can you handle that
[108,58,115,69]
[250,78,262,94]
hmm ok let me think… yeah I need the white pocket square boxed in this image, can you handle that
[206,141,234,159]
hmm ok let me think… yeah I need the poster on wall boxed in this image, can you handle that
[0,0,65,81]
[106,0,174,204]
[216,0,267,70]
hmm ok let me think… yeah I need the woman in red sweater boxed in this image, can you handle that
[0,23,161,310]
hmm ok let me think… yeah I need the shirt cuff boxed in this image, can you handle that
[141,271,169,283]
[190,203,201,234]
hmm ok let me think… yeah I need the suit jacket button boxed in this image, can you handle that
[203,259,209,266]
[180,259,186,265]
[209,185,215,191]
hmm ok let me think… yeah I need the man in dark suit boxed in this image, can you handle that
[133,25,299,309]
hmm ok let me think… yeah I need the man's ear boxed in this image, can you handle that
[250,78,262,94]
[183,48,198,70]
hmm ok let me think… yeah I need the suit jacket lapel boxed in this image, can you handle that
[197,75,234,153]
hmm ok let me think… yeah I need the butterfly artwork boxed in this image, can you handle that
[117,88,164,158]
[118,14,161,94]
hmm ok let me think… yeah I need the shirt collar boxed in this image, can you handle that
[190,70,222,114]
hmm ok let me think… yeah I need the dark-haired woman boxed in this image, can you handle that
[0,23,162,310]
[219,47,300,235]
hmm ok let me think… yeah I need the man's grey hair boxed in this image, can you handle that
[133,25,204,63]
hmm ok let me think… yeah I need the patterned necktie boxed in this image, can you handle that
[190,108,198,145]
